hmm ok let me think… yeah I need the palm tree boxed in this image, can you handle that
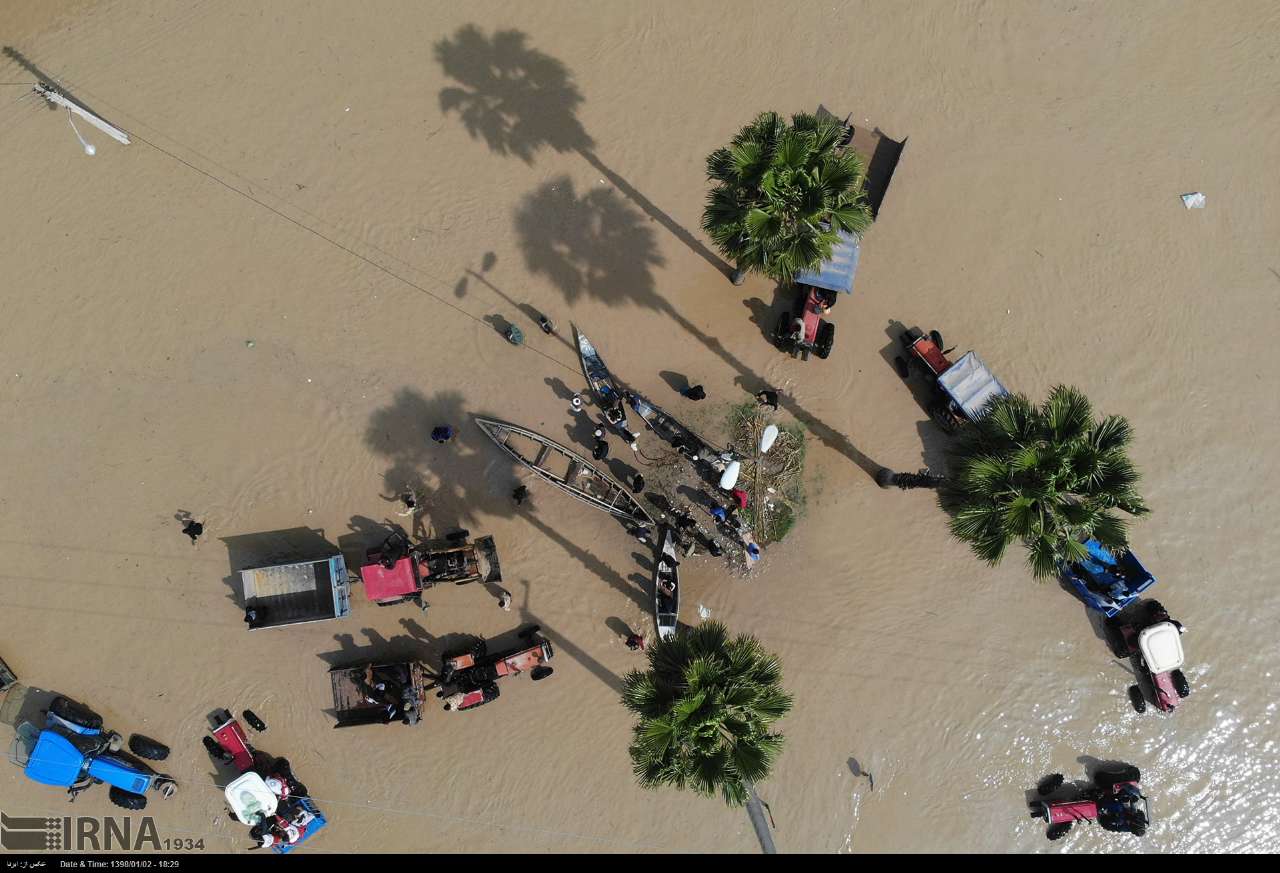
[621,622,792,808]
[703,111,873,285]
[944,386,1150,579]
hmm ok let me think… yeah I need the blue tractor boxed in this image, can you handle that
[11,694,177,810]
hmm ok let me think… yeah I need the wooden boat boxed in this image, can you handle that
[653,526,680,640]
[573,325,633,438]
[627,390,732,473]
[475,417,654,527]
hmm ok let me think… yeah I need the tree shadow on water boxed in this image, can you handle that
[510,180,886,479]
[435,24,729,276]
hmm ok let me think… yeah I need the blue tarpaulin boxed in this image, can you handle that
[795,230,861,294]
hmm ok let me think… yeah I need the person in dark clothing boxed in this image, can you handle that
[755,389,779,410]
[538,314,555,334]
[682,384,707,401]
[630,472,645,494]
[512,485,529,505]
[625,632,645,652]
[182,519,203,545]
[592,437,609,461]
[431,425,456,444]
[659,553,680,571]
[706,539,724,557]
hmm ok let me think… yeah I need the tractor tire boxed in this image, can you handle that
[893,356,909,379]
[154,777,178,799]
[1128,685,1147,714]
[530,666,554,681]
[928,401,958,434]
[128,734,170,761]
[202,736,233,764]
[775,314,793,351]
[1172,669,1191,698]
[518,625,541,640]
[929,330,944,349]
[900,327,923,349]
[1037,773,1064,796]
[50,696,103,731]
[446,529,470,543]
[1046,822,1072,841]
[1095,766,1141,791]
[815,321,835,359]
[108,787,148,811]
[1145,600,1167,621]
[1028,801,1047,820]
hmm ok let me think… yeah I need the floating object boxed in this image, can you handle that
[760,424,779,454]
[505,325,525,345]
[475,417,654,526]
[242,710,267,732]
[653,526,680,640]
[697,604,711,620]
[1181,192,1206,209]
[718,460,742,490]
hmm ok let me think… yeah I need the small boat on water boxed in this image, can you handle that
[573,325,633,438]
[653,526,680,640]
[474,417,654,527]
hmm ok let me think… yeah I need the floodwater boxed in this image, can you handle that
[2,0,1278,854]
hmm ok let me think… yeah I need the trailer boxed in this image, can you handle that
[328,660,433,727]
[241,555,352,629]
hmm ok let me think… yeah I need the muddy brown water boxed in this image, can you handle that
[1,0,1277,853]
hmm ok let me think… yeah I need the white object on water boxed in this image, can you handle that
[66,111,95,155]
[1181,192,1206,209]
[698,604,711,620]
[718,460,741,490]
[760,424,779,454]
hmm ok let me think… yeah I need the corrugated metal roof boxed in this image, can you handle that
[795,230,861,294]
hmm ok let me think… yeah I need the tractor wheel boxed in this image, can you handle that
[928,401,958,434]
[774,314,794,351]
[1046,822,1072,841]
[108,787,148,811]
[815,321,835,359]
[900,327,923,349]
[153,777,178,799]
[929,330,944,349]
[202,736,233,765]
[530,666,554,681]
[1145,600,1167,621]
[1172,669,1191,698]
[50,696,103,731]
[1128,685,1147,713]
[893,356,909,379]
[518,625,541,640]
[128,734,169,761]
[1028,801,1047,820]
[1037,773,1064,796]
[1095,766,1141,791]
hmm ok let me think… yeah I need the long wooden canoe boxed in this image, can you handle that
[653,526,680,640]
[573,325,633,438]
[475,417,654,527]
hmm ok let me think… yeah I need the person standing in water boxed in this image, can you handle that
[682,384,707,401]
[180,516,204,546]
[755,388,779,410]
[431,425,456,444]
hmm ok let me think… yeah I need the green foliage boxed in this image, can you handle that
[943,386,1150,579]
[621,622,793,807]
[702,112,872,282]
[727,403,807,544]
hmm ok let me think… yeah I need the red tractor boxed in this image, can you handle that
[203,709,327,853]
[1029,766,1149,841]
[773,230,860,361]
[435,626,554,712]
[358,529,501,609]
[1111,600,1190,713]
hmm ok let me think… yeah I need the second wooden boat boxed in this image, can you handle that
[475,417,654,527]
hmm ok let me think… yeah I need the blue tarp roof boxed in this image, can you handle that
[795,230,861,294]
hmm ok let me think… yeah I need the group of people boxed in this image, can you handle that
[353,663,421,726]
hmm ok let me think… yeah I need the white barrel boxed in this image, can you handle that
[760,424,779,453]
[718,460,741,490]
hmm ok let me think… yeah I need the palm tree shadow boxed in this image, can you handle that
[434,24,730,276]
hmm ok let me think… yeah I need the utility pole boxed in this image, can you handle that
[34,82,130,146]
